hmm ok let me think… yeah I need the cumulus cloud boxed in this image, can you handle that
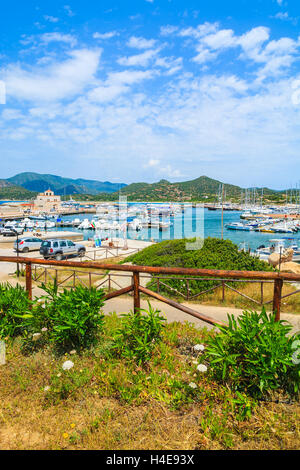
[118,48,160,67]
[43,15,59,23]
[127,36,157,49]
[1,20,300,186]
[3,49,101,102]
[93,31,119,40]
[20,32,77,48]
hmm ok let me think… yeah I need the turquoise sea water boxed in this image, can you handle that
[53,208,300,251]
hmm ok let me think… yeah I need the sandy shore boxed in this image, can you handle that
[0,237,153,280]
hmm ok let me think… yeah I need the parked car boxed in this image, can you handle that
[14,237,43,253]
[1,227,24,237]
[40,239,86,260]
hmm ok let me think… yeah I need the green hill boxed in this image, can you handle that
[7,172,127,195]
[108,176,284,202]
[0,180,37,200]
[3,172,287,203]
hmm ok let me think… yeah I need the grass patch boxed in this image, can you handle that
[0,315,299,450]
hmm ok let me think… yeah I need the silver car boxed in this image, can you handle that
[14,237,43,253]
[40,239,86,260]
[2,227,24,237]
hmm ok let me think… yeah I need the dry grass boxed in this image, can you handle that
[0,320,299,451]
[190,281,300,314]
[145,279,300,314]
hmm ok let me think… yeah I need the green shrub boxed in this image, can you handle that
[0,283,32,339]
[205,307,300,399]
[112,302,166,364]
[125,237,273,297]
[23,282,105,352]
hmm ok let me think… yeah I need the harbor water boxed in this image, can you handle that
[48,208,300,251]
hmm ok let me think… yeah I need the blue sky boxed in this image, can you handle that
[1,0,300,189]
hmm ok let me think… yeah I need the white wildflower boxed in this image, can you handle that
[41,328,48,332]
[193,344,205,352]
[43,386,50,392]
[69,350,76,355]
[197,364,208,373]
[62,360,74,371]
[188,382,197,389]
[32,333,41,341]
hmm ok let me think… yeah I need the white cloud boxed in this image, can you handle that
[2,20,300,186]
[40,33,77,47]
[3,49,101,102]
[118,48,160,67]
[43,15,59,23]
[20,32,77,48]
[145,159,160,167]
[64,5,75,17]
[127,36,156,49]
[93,31,119,40]
[160,25,178,36]
[179,22,218,39]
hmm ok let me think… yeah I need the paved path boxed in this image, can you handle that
[0,274,299,333]
[101,297,300,334]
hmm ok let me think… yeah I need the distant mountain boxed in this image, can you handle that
[74,176,285,203]
[118,176,243,201]
[3,172,286,203]
[0,179,37,200]
[7,172,127,195]
[116,176,252,201]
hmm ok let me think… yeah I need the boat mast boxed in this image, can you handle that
[221,184,224,240]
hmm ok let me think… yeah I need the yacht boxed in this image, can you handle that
[253,238,300,262]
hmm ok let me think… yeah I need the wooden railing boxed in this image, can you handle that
[83,246,141,261]
[1,256,300,327]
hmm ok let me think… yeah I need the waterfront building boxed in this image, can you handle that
[34,189,62,212]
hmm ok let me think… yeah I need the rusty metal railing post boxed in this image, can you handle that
[222,281,225,302]
[133,272,140,314]
[273,278,283,321]
[25,262,32,301]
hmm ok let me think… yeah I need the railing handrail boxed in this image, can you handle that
[1,255,300,281]
[1,255,298,324]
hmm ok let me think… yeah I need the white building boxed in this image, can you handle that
[34,189,61,212]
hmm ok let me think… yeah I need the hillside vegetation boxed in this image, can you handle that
[0,180,37,200]
[125,237,273,297]
[73,176,285,203]
[3,172,288,202]
[7,172,126,195]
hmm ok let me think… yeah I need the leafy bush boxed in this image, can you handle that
[0,283,32,339]
[44,368,93,405]
[125,237,273,297]
[112,303,166,364]
[23,282,105,352]
[205,307,300,399]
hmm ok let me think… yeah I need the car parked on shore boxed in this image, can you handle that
[39,239,86,260]
[14,237,43,253]
[1,227,24,237]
